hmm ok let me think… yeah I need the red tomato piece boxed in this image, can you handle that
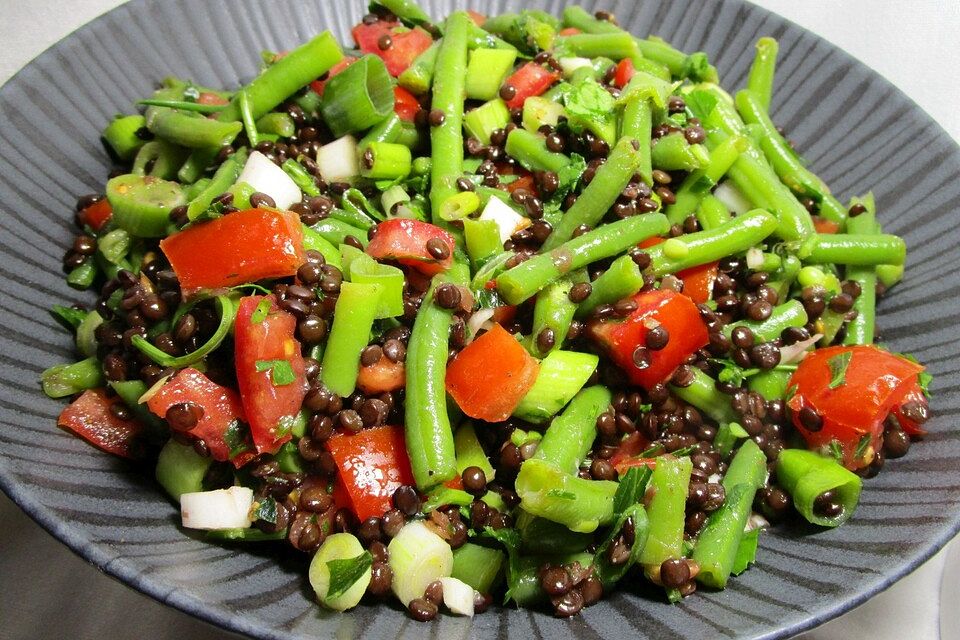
[352,21,433,76]
[490,305,517,325]
[357,357,406,395]
[325,425,416,521]
[234,295,308,455]
[160,208,305,294]
[559,27,582,36]
[588,289,709,389]
[197,92,229,106]
[505,174,538,197]
[787,345,924,469]
[466,10,486,26]
[501,63,561,110]
[639,237,717,303]
[310,56,357,96]
[365,218,455,276]
[813,217,841,234]
[444,475,465,490]
[614,58,636,88]
[608,431,653,475]
[393,86,420,122]
[77,199,112,232]
[891,385,928,436]
[445,323,540,423]
[147,368,253,467]
[58,389,147,460]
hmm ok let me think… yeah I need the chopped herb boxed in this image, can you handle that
[827,351,852,389]
[671,445,696,457]
[252,496,278,524]
[918,371,933,398]
[326,551,373,600]
[639,442,666,458]
[785,384,798,403]
[182,84,200,102]
[250,298,273,324]
[255,359,296,386]
[50,305,88,331]
[854,434,871,460]
[828,439,843,463]
[612,466,652,518]
[224,419,253,458]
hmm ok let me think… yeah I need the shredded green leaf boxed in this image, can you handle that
[918,371,933,398]
[612,466,652,518]
[854,433,871,460]
[828,439,843,463]
[250,298,272,324]
[731,528,760,575]
[827,351,852,389]
[256,359,296,386]
[326,551,373,600]
[253,497,278,524]
[224,420,253,458]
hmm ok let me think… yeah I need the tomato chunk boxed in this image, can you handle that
[787,345,924,469]
[325,425,415,521]
[813,217,841,234]
[352,21,433,76]
[608,432,654,475]
[58,389,146,459]
[77,199,112,232]
[588,289,709,389]
[160,208,305,294]
[639,237,717,303]
[147,368,254,467]
[234,295,308,455]
[613,58,635,88]
[559,27,582,36]
[357,356,406,394]
[310,56,357,96]
[365,218,455,276]
[501,63,561,110]
[445,323,540,422]
[393,86,420,122]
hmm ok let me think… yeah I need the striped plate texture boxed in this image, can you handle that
[0,0,957,638]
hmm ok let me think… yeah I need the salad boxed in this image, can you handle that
[42,0,932,623]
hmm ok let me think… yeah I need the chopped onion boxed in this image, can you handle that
[714,181,752,215]
[779,333,823,364]
[308,533,371,611]
[137,372,171,404]
[440,577,476,617]
[180,486,253,530]
[745,246,764,270]
[388,521,454,606]
[466,308,496,344]
[236,150,302,210]
[746,512,770,532]
[479,196,529,243]
[558,57,592,78]
[316,135,359,183]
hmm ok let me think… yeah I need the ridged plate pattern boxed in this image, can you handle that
[0,0,957,638]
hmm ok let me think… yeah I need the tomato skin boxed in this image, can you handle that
[197,92,229,106]
[891,385,928,436]
[559,27,582,36]
[365,218,456,276]
[325,425,416,521]
[608,432,653,475]
[787,345,924,469]
[613,58,635,88]
[356,357,406,394]
[813,217,841,234]
[588,289,709,389]
[676,261,719,304]
[352,22,433,76]
[445,323,540,422]
[78,199,112,231]
[501,63,561,110]
[58,389,146,459]
[490,305,517,325]
[310,56,357,96]
[505,174,537,197]
[147,368,253,467]
[466,10,486,26]
[160,208,305,294]
[393,86,420,122]
[234,295,308,455]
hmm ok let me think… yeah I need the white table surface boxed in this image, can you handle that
[0,1,957,639]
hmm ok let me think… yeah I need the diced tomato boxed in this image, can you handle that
[325,425,416,521]
[197,92,229,106]
[352,21,434,77]
[357,356,406,394]
[639,237,717,303]
[588,289,709,389]
[505,174,537,197]
[365,218,455,276]
[147,368,254,467]
[501,63,561,110]
[813,217,841,234]
[490,305,517,325]
[613,58,636,88]
[310,56,357,96]
[787,345,924,470]
[608,432,653,475]
[559,27,582,36]
[77,199,112,232]
[444,475,465,490]
[58,389,147,460]
[445,323,540,423]
[160,208,305,294]
[393,86,420,122]
[466,10,486,26]
[234,295,308,455]
[891,385,928,436]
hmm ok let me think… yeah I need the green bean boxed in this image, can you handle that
[645,209,778,276]
[372,0,431,25]
[138,99,226,113]
[102,114,147,160]
[768,253,801,300]
[177,147,218,184]
[131,140,189,180]
[696,194,732,231]
[543,138,643,250]
[746,37,778,112]
[555,32,639,59]
[651,132,708,172]
[255,111,296,138]
[619,94,652,184]
[321,282,383,397]
[217,32,343,122]
[186,147,248,221]
[534,385,611,475]
[516,511,594,555]
[777,449,861,527]
[308,218,367,248]
[666,135,747,224]
[670,367,738,425]
[798,233,905,266]
[359,113,404,149]
[515,458,617,533]
[843,207,878,344]
[496,213,669,305]
[398,40,440,95]
[503,127,571,175]
[526,273,585,355]
[41,357,104,398]
[638,455,692,567]
[575,254,645,318]
[747,368,793,401]
[723,300,808,342]
[404,269,467,489]
[429,12,471,226]
[145,102,241,149]
[454,422,495,480]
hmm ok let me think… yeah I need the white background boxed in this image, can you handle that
[0,1,957,639]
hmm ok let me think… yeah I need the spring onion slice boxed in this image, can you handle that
[131,295,235,368]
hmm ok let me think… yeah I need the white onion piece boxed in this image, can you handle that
[745,246,764,270]
[388,521,454,606]
[440,577,476,617]
[236,151,302,210]
[745,512,770,532]
[714,181,752,215]
[180,486,254,530]
[137,373,171,404]
[479,196,529,243]
[316,135,360,183]
[779,333,823,364]
[558,57,592,77]
[466,308,496,344]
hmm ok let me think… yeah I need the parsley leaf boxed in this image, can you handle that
[828,439,844,463]
[683,89,718,121]
[255,359,296,386]
[50,305,88,331]
[224,420,253,458]
[250,298,272,324]
[252,497,278,524]
[612,466,652,518]
[563,80,617,145]
[918,371,933,398]
[326,551,373,600]
[827,351,852,389]
[854,434,872,460]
